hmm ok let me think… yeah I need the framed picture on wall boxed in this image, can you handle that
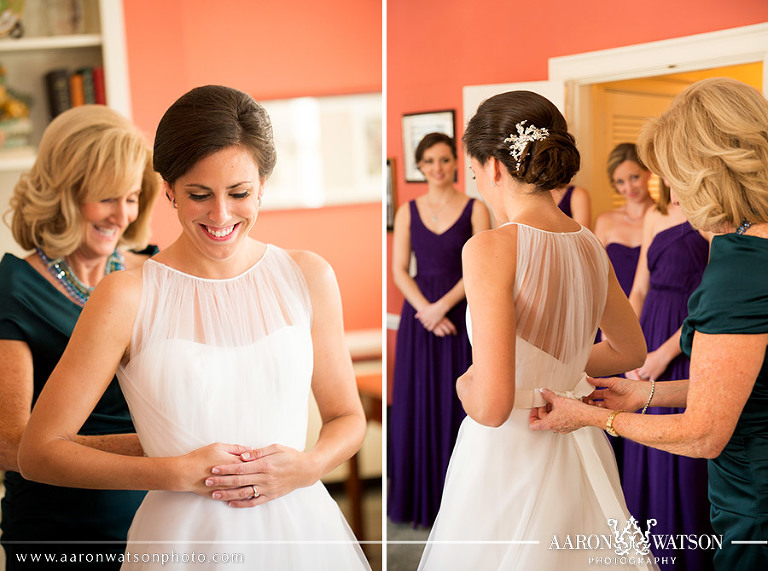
[387,158,396,231]
[401,110,455,182]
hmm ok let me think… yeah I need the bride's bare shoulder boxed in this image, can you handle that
[463,226,518,277]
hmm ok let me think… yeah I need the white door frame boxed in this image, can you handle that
[548,22,768,193]
[549,22,768,88]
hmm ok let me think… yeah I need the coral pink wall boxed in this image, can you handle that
[123,0,382,331]
[386,0,768,390]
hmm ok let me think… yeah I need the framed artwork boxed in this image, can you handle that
[401,110,455,182]
[386,158,396,231]
[260,92,381,209]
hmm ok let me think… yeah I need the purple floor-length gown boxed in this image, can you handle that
[603,242,641,480]
[623,221,714,571]
[388,199,474,528]
[606,242,641,297]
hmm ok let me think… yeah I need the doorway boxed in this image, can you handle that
[549,22,768,226]
[460,24,768,218]
[587,62,763,220]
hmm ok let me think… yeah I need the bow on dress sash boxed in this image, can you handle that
[514,372,593,409]
[518,372,653,569]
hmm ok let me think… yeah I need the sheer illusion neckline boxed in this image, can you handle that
[501,221,585,235]
[146,244,271,282]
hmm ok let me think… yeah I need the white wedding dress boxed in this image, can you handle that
[419,224,658,571]
[116,245,369,570]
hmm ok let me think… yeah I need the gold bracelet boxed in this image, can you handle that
[605,410,624,437]
[641,378,656,414]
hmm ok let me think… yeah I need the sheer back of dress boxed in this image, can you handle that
[500,224,609,399]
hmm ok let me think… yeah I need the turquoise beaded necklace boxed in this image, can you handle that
[37,248,125,306]
[736,219,753,235]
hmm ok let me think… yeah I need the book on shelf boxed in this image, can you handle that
[44,68,71,119]
[69,72,85,107]
[77,67,96,105]
[92,67,106,105]
[43,66,107,119]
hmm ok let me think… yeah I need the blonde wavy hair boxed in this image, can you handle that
[6,105,159,257]
[638,77,768,231]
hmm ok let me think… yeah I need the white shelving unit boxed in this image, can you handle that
[0,0,129,257]
[0,33,102,52]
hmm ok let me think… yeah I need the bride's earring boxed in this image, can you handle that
[257,195,263,208]
[165,187,177,209]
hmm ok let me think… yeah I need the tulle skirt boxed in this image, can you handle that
[122,483,369,570]
[419,410,658,570]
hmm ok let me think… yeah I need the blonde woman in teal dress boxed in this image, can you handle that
[530,77,768,569]
[0,105,160,569]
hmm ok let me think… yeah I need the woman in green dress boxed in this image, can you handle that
[0,105,160,569]
[529,77,768,569]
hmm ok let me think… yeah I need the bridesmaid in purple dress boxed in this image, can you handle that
[624,180,714,571]
[388,133,489,527]
[594,144,656,297]
[593,143,656,478]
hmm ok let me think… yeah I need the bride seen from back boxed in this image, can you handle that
[419,90,654,570]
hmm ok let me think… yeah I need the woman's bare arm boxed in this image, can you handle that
[391,204,429,311]
[532,332,766,459]
[570,185,592,228]
[627,208,656,318]
[18,271,238,494]
[1,341,143,473]
[456,228,517,427]
[586,265,646,378]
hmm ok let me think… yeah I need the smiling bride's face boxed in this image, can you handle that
[168,146,264,263]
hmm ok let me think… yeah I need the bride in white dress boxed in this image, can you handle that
[418,91,658,570]
[19,86,370,570]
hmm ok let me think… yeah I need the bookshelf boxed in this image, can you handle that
[0,0,129,257]
[0,33,102,52]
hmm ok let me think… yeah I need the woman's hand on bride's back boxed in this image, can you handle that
[528,390,587,434]
[585,375,646,412]
[204,443,320,508]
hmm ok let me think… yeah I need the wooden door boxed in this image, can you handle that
[589,83,676,222]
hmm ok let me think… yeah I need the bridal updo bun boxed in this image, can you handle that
[154,85,276,184]
[463,91,580,191]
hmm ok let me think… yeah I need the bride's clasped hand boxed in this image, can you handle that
[199,443,322,507]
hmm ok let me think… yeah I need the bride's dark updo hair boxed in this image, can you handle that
[463,91,580,191]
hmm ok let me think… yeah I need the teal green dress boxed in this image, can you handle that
[681,233,768,569]
[0,253,152,569]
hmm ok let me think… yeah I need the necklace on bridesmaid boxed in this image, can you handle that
[36,248,125,306]
[623,203,651,223]
[623,210,644,223]
[427,197,450,223]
